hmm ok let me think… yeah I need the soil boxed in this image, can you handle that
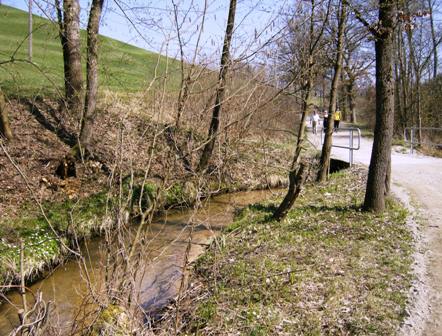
[310,128,442,336]
[0,98,292,221]
[0,98,107,220]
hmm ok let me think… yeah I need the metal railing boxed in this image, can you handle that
[321,127,361,166]
[404,127,442,154]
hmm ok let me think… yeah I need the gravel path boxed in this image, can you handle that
[309,129,442,335]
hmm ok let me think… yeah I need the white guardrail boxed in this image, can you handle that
[321,127,361,166]
[404,127,442,154]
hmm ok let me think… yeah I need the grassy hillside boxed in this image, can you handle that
[0,5,181,96]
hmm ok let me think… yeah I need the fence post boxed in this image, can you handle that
[349,129,354,166]
[410,128,414,155]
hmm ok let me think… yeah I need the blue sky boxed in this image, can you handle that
[2,0,287,64]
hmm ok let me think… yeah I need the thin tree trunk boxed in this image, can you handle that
[63,0,83,117]
[272,0,331,221]
[339,71,347,121]
[55,0,71,101]
[0,89,13,140]
[397,26,410,129]
[416,73,422,143]
[317,0,346,182]
[406,21,422,143]
[79,0,105,156]
[197,0,236,172]
[363,0,395,212]
[428,0,438,78]
[394,56,403,134]
[272,162,309,221]
[272,48,314,222]
[272,59,314,221]
[28,0,32,62]
[347,77,356,123]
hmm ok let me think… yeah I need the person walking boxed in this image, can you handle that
[311,111,320,134]
[323,111,328,131]
[334,109,341,132]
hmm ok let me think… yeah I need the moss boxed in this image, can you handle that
[91,304,132,336]
[130,182,158,215]
[165,182,186,206]
[43,191,110,234]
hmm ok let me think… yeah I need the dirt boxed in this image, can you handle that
[0,99,108,219]
[0,98,292,221]
[310,128,442,336]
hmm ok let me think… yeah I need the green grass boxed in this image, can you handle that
[182,167,414,335]
[0,5,182,96]
[0,191,110,284]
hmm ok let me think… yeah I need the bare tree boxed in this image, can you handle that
[317,0,347,182]
[427,0,439,78]
[79,0,105,157]
[342,17,373,124]
[273,0,331,221]
[28,0,33,62]
[353,0,396,212]
[56,0,84,117]
[197,0,237,172]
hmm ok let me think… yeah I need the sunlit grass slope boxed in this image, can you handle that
[0,5,181,96]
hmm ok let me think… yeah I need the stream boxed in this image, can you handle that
[0,189,280,334]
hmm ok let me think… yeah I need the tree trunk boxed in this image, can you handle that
[28,0,32,62]
[272,7,316,221]
[347,78,356,123]
[317,0,346,182]
[396,26,410,129]
[416,73,422,144]
[272,162,309,221]
[272,0,331,221]
[55,0,71,101]
[272,43,314,221]
[0,89,13,140]
[428,0,438,79]
[405,21,423,144]
[339,71,347,121]
[62,0,83,117]
[363,0,395,212]
[197,0,236,172]
[79,0,105,156]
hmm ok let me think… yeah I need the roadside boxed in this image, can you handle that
[310,128,442,335]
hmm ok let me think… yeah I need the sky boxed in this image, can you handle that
[4,0,441,69]
[2,0,288,64]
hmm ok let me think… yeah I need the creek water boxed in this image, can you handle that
[0,189,280,334]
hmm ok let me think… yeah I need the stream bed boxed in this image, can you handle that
[0,189,280,334]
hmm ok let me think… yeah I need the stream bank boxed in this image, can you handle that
[157,166,415,335]
[0,98,294,297]
[0,188,284,334]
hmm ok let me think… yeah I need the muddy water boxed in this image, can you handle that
[0,189,281,334]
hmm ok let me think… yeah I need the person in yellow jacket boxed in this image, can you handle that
[334,110,341,131]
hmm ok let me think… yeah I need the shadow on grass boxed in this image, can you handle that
[255,203,363,223]
[300,204,362,213]
[248,203,278,213]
